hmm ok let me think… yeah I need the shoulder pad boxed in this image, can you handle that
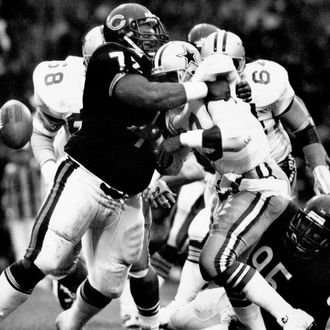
[91,42,152,76]
[33,57,85,117]
[244,59,292,108]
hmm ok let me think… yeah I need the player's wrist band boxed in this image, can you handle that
[180,130,203,148]
[182,82,208,101]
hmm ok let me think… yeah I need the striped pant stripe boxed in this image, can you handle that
[25,159,78,261]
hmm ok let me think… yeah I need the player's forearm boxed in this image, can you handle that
[162,154,205,190]
[179,125,249,154]
[30,116,57,167]
[302,142,328,170]
[113,74,208,112]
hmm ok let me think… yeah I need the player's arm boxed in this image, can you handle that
[30,108,66,187]
[279,95,330,194]
[113,73,227,112]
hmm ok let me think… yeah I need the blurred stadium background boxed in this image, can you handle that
[0,0,329,328]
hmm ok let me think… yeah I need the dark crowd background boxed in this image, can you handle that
[0,0,329,264]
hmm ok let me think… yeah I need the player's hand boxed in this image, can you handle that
[236,80,252,103]
[313,165,330,194]
[157,136,182,169]
[205,79,231,101]
[143,179,176,208]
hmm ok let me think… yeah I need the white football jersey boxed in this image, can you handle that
[166,98,271,175]
[33,56,85,120]
[32,56,85,162]
[243,59,295,163]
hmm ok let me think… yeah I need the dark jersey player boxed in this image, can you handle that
[0,3,227,330]
[248,194,330,330]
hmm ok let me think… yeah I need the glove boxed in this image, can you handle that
[143,179,176,208]
[313,165,330,194]
[157,136,182,169]
[236,80,252,103]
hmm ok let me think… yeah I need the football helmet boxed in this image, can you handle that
[103,3,168,58]
[201,30,246,75]
[286,194,330,255]
[187,23,219,52]
[152,41,202,83]
[82,25,105,66]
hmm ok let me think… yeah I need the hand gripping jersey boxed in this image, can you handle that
[166,97,271,176]
[65,42,159,195]
[243,59,295,163]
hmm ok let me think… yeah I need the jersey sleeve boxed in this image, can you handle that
[244,59,295,115]
[87,43,149,98]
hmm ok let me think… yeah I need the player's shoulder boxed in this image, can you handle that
[90,42,151,73]
[33,56,84,79]
[33,56,85,117]
[244,59,291,108]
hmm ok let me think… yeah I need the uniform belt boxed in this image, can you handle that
[66,156,129,200]
[100,182,128,200]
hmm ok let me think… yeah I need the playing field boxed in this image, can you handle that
[0,277,178,330]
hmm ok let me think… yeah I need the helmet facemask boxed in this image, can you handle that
[286,209,330,255]
[126,16,169,58]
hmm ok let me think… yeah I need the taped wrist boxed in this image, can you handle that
[182,82,208,101]
[295,124,320,148]
[180,130,203,148]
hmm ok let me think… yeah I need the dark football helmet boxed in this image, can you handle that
[286,194,330,255]
[103,3,168,58]
[187,23,219,52]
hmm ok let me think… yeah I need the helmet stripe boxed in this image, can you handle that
[156,43,168,68]
[213,32,218,53]
[222,31,228,52]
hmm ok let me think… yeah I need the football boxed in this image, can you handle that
[0,99,33,149]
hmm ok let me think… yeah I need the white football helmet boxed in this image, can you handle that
[201,30,246,75]
[82,25,105,66]
[152,41,202,83]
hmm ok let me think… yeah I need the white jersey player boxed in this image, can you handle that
[29,26,105,311]
[31,55,85,190]
[201,30,330,195]
[155,41,314,330]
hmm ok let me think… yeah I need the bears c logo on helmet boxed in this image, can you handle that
[107,14,126,31]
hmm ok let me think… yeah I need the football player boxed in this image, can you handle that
[154,40,315,329]
[187,23,219,52]
[162,26,330,327]
[201,29,330,195]
[29,26,106,310]
[169,194,330,330]
[0,3,227,330]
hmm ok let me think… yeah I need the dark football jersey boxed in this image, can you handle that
[247,203,330,329]
[65,42,160,195]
